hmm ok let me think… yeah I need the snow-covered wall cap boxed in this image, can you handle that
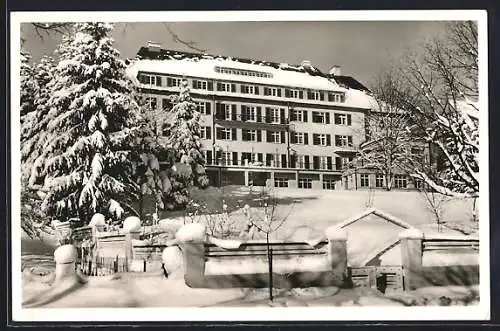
[324,226,348,241]
[398,228,424,240]
[54,244,76,264]
[88,213,106,228]
[175,223,207,243]
[123,216,141,233]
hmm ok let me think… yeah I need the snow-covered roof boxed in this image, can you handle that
[128,57,344,91]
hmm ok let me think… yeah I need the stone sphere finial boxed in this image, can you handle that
[54,244,76,264]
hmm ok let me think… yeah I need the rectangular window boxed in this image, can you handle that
[395,175,408,189]
[270,131,282,143]
[196,101,206,114]
[223,104,233,120]
[296,155,308,169]
[216,127,232,140]
[217,82,234,92]
[312,111,330,124]
[287,89,302,99]
[241,85,258,95]
[264,87,281,97]
[360,174,369,188]
[323,179,336,190]
[274,177,289,188]
[376,174,384,188]
[291,132,308,145]
[242,106,257,122]
[414,179,424,190]
[200,126,211,140]
[335,135,353,147]
[220,152,232,166]
[144,97,157,110]
[313,134,331,146]
[289,109,303,122]
[307,90,323,101]
[334,113,352,126]
[170,77,183,87]
[328,92,345,103]
[242,129,260,142]
[298,177,312,189]
[139,74,161,86]
[193,80,208,90]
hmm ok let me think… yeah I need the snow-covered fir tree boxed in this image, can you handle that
[27,22,140,225]
[20,49,37,128]
[133,92,176,217]
[163,81,209,209]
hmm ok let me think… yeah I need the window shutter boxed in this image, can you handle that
[277,89,282,97]
[290,154,296,168]
[241,129,247,141]
[257,153,263,163]
[216,151,222,164]
[266,130,272,142]
[290,132,296,144]
[327,134,331,146]
[206,102,211,115]
[281,131,286,144]
[215,103,223,119]
[335,135,340,146]
[304,156,310,169]
[257,130,262,142]
[281,155,287,168]
[240,85,246,93]
[327,156,332,170]
[285,89,290,98]
[307,91,313,99]
[328,93,333,102]
[206,151,212,165]
[156,76,162,86]
[204,127,211,140]
[216,128,223,139]
[341,94,345,102]
[313,134,319,145]
[231,106,237,121]
[335,157,341,170]
[255,86,259,94]
[289,109,296,121]
[304,133,309,145]
[266,154,272,166]
[232,128,238,141]
[280,108,286,124]
[207,81,213,90]
[348,136,353,146]
[162,98,169,110]
[326,113,330,124]
[232,152,238,166]
[299,90,304,99]
[265,107,271,123]
[347,114,352,126]
[263,87,268,96]
[256,107,262,122]
[303,110,308,122]
[313,156,320,170]
[231,84,236,92]
[217,82,222,91]
[319,92,324,101]
[241,106,247,121]
[168,77,174,87]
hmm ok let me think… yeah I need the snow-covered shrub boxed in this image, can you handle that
[175,223,206,243]
[162,246,183,274]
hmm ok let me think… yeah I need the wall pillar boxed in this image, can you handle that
[399,229,424,291]
[123,216,142,271]
[54,244,78,284]
[325,226,348,286]
[176,223,207,288]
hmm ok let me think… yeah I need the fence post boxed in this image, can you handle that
[325,226,348,286]
[123,216,142,271]
[399,229,424,291]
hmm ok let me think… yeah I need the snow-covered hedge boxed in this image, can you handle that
[175,223,206,243]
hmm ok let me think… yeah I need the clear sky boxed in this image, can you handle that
[21,21,448,87]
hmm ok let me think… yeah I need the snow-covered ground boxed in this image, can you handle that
[20,188,478,308]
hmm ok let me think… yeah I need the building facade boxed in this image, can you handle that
[127,42,375,190]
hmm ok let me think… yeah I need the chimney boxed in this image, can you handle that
[329,65,342,76]
[301,60,312,68]
[147,41,161,52]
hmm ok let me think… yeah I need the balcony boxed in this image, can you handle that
[205,157,344,173]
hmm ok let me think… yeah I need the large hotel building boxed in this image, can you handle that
[127,42,382,190]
